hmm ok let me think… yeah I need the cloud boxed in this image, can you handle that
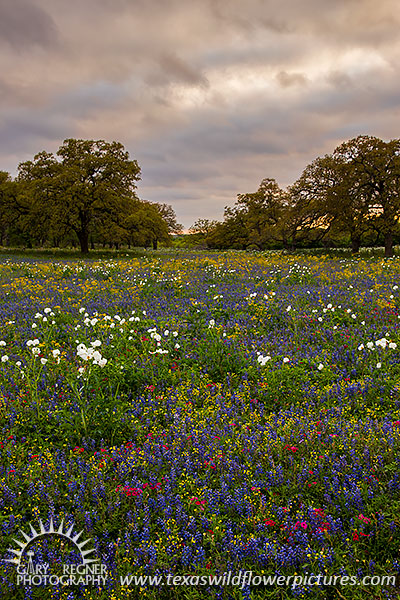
[0,0,400,226]
[0,0,58,49]
[276,71,308,88]
[149,54,209,88]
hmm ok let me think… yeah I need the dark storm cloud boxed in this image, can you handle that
[0,0,58,49]
[0,0,400,226]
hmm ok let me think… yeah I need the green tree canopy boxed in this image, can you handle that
[0,171,16,246]
[332,135,400,256]
[126,200,170,249]
[236,178,288,249]
[17,139,141,253]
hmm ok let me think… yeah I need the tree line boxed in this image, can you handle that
[0,138,182,253]
[2,134,400,256]
[190,135,400,256]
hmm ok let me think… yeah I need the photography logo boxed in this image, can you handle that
[4,518,107,587]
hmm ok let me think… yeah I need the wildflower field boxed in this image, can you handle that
[1,251,400,600]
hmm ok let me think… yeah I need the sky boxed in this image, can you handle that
[1,0,400,228]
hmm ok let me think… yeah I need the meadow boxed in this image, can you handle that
[0,251,400,599]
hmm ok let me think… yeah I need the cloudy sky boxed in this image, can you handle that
[1,0,400,227]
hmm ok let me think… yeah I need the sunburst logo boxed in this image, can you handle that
[4,518,98,570]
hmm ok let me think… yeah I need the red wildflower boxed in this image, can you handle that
[123,486,142,497]
[283,445,298,452]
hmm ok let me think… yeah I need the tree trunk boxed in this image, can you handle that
[152,239,158,250]
[385,231,393,257]
[77,230,89,254]
[351,235,361,254]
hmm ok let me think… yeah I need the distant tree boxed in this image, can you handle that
[189,219,219,236]
[236,178,288,249]
[288,139,400,254]
[153,203,183,235]
[17,151,64,247]
[332,135,400,256]
[0,171,16,246]
[188,219,220,247]
[289,154,368,252]
[56,139,141,253]
[17,139,141,253]
[126,201,170,249]
[206,209,248,249]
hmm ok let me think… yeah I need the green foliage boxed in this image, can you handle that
[126,201,171,249]
[0,139,180,254]
[194,135,400,256]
